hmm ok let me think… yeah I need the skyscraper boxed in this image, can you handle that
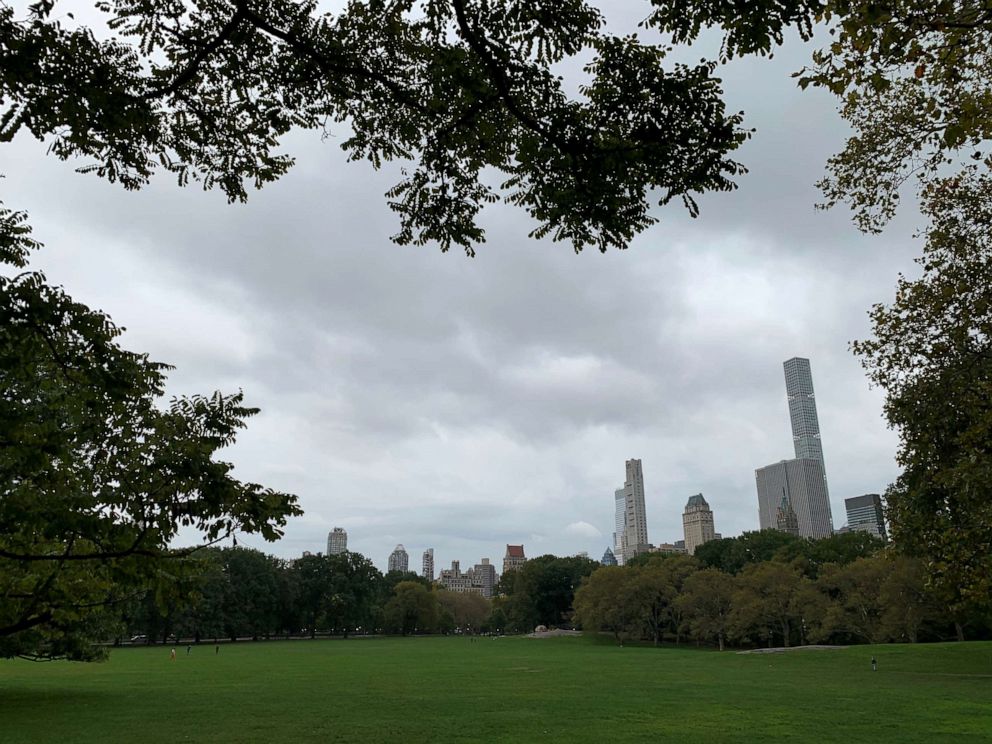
[756,459,833,538]
[422,548,435,581]
[845,494,887,539]
[326,527,348,555]
[784,357,826,464]
[613,488,627,566]
[387,544,409,573]
[756,358,835,538]
[682,493,716,555]
[615,459,650,563]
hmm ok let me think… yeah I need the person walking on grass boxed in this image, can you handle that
[871,655,877,672]
[170,648,176,661]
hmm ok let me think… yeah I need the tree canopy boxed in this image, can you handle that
[650,1,992,234]
[0,205,301,659]
[0,0,758,254]
[4,2,986,251]
[853,169,992,620]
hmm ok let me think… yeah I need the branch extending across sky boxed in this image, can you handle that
[1,0,749,253]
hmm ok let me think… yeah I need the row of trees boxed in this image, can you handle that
[125,531,990,650]
[576,553,938,649]
[122,548,492,642]
[575,532,992,649]
[123,548,601,641]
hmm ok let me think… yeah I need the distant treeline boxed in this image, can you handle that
[124,531,990,647]
[122,549,495,642]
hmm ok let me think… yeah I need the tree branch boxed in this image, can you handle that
[142,7,249,100]
[0,610,53,638]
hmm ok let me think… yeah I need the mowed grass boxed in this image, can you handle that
[2,637,991,743]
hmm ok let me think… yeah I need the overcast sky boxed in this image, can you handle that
[3,4,922,573]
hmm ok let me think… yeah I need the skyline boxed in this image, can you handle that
[4,6,909,574]
[321,355,875,572]
[326,365,873,573]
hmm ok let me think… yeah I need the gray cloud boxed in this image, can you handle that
[2,8,912,570]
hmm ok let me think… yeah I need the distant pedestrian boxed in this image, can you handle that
[215,644,220,655]
[186,644,191,655]
[871,655,877,671]
[170,648,176,661]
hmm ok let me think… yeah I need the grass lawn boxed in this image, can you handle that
[2,637,990,743]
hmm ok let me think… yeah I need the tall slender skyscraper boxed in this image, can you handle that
[613,488,627,565]
[615,459,650,563]
[784,357,825,465]
[755,358,834,538]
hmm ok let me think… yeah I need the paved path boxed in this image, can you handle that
[737,644,847,654]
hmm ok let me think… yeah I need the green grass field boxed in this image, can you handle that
[2,637,990,743]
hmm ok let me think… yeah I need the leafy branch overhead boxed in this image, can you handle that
[0,0,752,254]
[649,0,992,233]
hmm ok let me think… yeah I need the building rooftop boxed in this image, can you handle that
[505,544,525,558]
[686,493,709,508]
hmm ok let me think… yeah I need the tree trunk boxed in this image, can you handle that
[782,620,791,647]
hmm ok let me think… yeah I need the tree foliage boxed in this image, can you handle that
[679,568,735,650]
[572,565,636,644]
[650,1,992,233]
[500,554,598,631]
[853,169,992,614]
[436,588,489,632]
[694,530,884,579]
[384,581,439,635]
[0,206,300,660]
[0,0,759,254]
[729,561,806,647]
